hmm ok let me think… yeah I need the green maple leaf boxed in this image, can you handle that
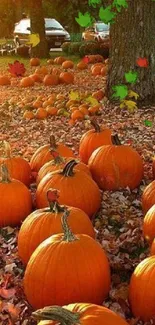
[88,0,102,8]
[112,0,128,12]
[144,120,153,127]
[125,71,138,84]
[112,84,128,100]
[99,6,116,24]
[75,12,93,27]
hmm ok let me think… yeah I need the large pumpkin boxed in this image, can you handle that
[129,256,155,321]
[79,120,112,164]
[23,209,110,309]
[88,134,144,191]
[36,152,91,185]
[0,164,32,227]
[36,160,101,218]
[0,141,31,187]
[30,135,74,173]
[143,204,155,243]
[18,189,95,265]
[32,303,128,325]
[142,180,155,213]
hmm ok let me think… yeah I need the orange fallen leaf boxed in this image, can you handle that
[0,287,16,299]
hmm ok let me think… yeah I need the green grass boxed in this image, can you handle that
[0,52,80,71]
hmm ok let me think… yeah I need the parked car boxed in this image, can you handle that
[14,18,71,49]
[82,22,109,42]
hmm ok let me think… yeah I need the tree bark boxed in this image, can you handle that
[29,0,49,58]
[107,0,155,105]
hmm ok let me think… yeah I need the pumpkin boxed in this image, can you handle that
[36,160,101,218]
[46,106,58,116]
[43,74,59,86]
[79,120,112,164]
[23,110,34,120]
[142,180,155,213]
[35,107,48,119]
[153,158,155,179]
[62,60,74,69]
[129,256,155,321]
[92,90,105,101]
[88,134,144,191]
[47,59,54,65]
[20,76,34,87]
[23,209,110,308]
[0,164,32,227]
[30,58,40,66]
[59,72,74,84]
[71,110,84,121]
[30,135,74,173]
[77,61,87,70]
[36,152,91,185]
[54,56,66,65]
[143,205,155,243]
[32,303,128,325]
[18,189,95,264]
[0,75,11,86]
[0,141,31,187]
[150,239,155,255]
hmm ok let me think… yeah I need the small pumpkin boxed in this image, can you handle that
[54,56,66,65]
[43,74,59,86]
[36,160,101,218]
[0,164,32,227]
[23,209,110,308]
[30,58,40,66]
[92,90,105,101]
[30,135,74,173]
[79,120,112,164]
[20,76,34,87]
[129,256,155,321]
[23,110,34,120]
[71,110,84,121]
[46,106,58,116]
[18,189,95,264]
[143,204,155,243]
[0,75,11,86]
[142,180,155,213]
[88,134,144,191]
[35,107,48,119]
[77,61,87,70]
[59,72,74,84]
[36,151,91,185]
[62,60,74,69]
[32,303,128,325]
[0,141,31,186]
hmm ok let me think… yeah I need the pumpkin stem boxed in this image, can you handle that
[50,134,58,150]
[0,164,11,183]
[46,189,65,213]
[111,134,121,145]
[32,306,80,325]
[62,209,78,242]
[61,159,78,177]
[3,141,11,158]
[50,150,65,165]
[91,119,101,132]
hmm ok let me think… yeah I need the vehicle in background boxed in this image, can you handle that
[82,22,109,42]
[14,18,71,49]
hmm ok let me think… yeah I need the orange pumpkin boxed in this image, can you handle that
[18,189,95,264]
[71,110,84,121]
[0,164,32,227]
[43,74,59,86]
[20,76,34,87]
[77,61,87,70]
[47,59,54,65]
[88,134,144,191]
[36,153,91,185]
[36,160,101,218]
[59,72,74,84]
[92,90,105,101]
[143,205,155,243]
[0,141,31,187]
[30,135,74,173]
[46,106,58,116]
[142,180,155,213]
[129,256,155,321]
[32,303,128,325]
[23,209,110,308]
[0,75,10,86]
[23,110,34,120]
[30,58,40,66]
[62,60,74,69]
[30,74,43,83]
[35,107,48,119]
[54,56,66,65]
[79,120,112,164]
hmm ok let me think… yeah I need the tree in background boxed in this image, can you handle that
[29,0,49,58]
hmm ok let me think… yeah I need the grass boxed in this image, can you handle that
[0,51,80,71]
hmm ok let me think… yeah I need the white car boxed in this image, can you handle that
[82,22,109,43]
[14,18,71,49]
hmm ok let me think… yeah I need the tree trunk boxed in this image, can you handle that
[29,0,49,58]
[107,0,155,105]
[15,0,22,22]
